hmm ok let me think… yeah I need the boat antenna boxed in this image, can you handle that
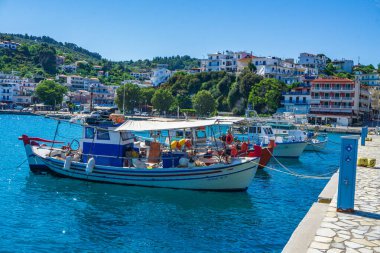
[49,120,61,157]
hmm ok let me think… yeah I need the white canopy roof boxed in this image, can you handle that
[208,116,247,125]
[115,119,218,132]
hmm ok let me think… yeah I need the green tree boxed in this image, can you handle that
[247,61,256,72]
[248,78,287,114]
[38,44,57,74]
[35,80,67,106]
[176,94,192,109]
[227,82,241,110]
[238,70,263,97]
[115,83,141,113]
[151,89,175,113]
[140,87,156,105]
[192,90,216,116]
[324,63,336,76]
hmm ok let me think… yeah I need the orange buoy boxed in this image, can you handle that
[241,142,248,152]
[226,133,233,144]
[185,139,192,148]
[231,146,238,157]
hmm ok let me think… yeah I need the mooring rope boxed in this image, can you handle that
[0,158,28,170]
[264,149,337,179]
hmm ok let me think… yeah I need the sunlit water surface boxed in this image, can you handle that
[0,115,344,252]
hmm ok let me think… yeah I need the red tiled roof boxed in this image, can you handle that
[311,78,354,84]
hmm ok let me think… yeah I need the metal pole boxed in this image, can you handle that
[337,135,359,212]
[361,126,367,146]
[122,85,126,114]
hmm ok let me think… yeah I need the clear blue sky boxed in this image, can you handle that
[1,0,379,65]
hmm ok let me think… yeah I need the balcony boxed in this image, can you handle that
[282,91,310,95]
[281,100,309,105]
[310,105,352,113]
[313,87,354,91]
[311,96,353,101]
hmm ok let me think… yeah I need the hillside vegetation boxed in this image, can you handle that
[0,33,199,85]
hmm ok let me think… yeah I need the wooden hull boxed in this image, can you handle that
[22,143,259,191]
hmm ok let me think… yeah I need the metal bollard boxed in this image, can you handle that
[361,127,368,146]
[337,135,359,212]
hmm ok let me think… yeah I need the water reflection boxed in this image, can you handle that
[24,173,254,211]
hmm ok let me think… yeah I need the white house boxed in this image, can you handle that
[0,41,20,50]
[150,64,172,86]
[0,73,36,106]
[298,53,327,70]
[332,59,354,73]
[200,51,253,73]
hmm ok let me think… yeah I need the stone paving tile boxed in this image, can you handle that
[306,136,380,252]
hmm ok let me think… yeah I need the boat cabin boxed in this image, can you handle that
[231,123,274,145]
[81,124,134,167]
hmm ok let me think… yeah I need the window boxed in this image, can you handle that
[97,129,110,140]
[121,132,132,141]
[257,127,261,133]
[249,127,256,134]
[85,127,95,139]
[196,130,206,138]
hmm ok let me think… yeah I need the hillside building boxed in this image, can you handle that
[308,77,360,126]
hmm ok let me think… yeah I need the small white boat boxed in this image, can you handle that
[224,120,308,158]
[305,139,328,151]
[268,121,328,152]
[19,119,259,191]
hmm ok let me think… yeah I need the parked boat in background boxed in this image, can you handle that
[212,117,307,158]
[267,121,328,152]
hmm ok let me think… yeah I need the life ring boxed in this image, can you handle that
[241,142,248,152]
[226,133,233,144]
[231,146,238,157]
[185,139,192,148]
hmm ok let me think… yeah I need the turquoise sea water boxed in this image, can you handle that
[0,115,344,252]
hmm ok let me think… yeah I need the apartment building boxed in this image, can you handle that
[151,64,172,86]
[332,59,354,73]
[0,41,20,50]
[131,72,152,80]
[0,73,36,106]
[254,57,318,84]
[308,77,359,126]
[298,53,328,70]
[200,51,253,73]
[281,83,311,114]
[355,71,380,121]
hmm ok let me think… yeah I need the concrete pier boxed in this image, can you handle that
[283,135,380,253]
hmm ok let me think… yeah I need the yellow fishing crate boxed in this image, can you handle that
[368,158,376,168]
[365,137,372,141]
[358,157,369,167]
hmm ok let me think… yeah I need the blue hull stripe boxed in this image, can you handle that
[45,156,254,174]
[41,158,254,182]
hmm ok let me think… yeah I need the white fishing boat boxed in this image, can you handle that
[268,121,328,152]
[212,117,307,158]
[19,119,259,191]
[231,123,307,158]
